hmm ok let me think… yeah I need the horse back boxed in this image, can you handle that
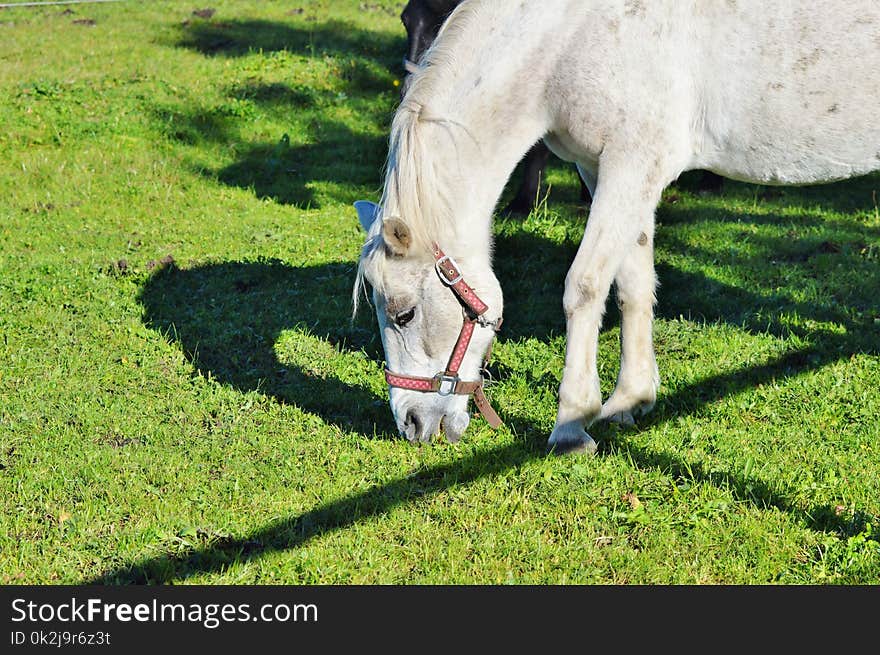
[688,1,880,183]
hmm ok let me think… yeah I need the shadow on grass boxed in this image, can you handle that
[493,204,880,344]
[137,259,393,439]
[716,174,880,216]
[168,16,598,212]
[174,17,405,65]
[213,122,388,208]
[84,347,873,584]
[98,202,879,583]
[153,18,404,208]
[167,15,880,217]
[153,89,390,208]
[87,439,540,584]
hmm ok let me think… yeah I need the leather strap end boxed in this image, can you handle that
[472,386,503,429]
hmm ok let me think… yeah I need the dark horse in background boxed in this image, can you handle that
[400,0,723,215]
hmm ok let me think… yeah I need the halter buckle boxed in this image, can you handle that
[435,255,463,286]
[433,373,460,396]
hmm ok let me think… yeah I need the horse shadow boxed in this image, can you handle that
[89,193,880,583]
[136,259,394,439]
[718,175,880,216]
[495,204,880,340]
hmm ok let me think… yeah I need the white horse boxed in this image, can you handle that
[354,0,880,453]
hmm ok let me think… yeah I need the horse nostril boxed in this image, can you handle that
[405,411,421,432]
[403,411,422,442]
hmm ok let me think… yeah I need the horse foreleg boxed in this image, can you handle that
[600,230,659,426]
[548,157,662,455]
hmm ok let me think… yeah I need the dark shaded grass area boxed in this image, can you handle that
[156,17,401,209]
[174,17,405,62]
[138,260,392,438]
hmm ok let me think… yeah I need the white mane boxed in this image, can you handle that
[353,1,490,315]
[377,1,488,253]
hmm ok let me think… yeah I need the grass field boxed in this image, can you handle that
[1,0,878,584]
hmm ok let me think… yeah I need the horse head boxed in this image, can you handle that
[354,200,504,443]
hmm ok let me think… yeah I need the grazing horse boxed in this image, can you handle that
[401,0,591,215]
[356,0,880,453]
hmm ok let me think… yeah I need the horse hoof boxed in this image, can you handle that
[600,388,657,425]
[547,425,598,456]
[605,410,636,427]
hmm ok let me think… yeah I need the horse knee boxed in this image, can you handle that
[563,275,599,319]
[615,275,657,310]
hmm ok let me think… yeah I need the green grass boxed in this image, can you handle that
[1,0,878,585]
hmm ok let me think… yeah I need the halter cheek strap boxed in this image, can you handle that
[383,244,504,430]
[403,58,422,75]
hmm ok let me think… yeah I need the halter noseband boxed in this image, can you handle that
[383,244,504,431]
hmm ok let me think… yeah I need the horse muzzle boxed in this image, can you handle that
[394,393,471,443]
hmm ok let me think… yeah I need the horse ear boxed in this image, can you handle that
[382,217,412,256]
[354,200,381,232]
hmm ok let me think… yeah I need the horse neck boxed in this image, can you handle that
[402,2,557,263]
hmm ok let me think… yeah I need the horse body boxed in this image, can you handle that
[544,1,880,186]
[690,3,880,184]
[357,0,880,450]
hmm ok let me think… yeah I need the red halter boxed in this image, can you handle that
[383,244,504,430]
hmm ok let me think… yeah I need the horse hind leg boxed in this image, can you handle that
[548,153,665,455]
[501,141,551,216]
[600,230,660,426]
[575,162,597,199]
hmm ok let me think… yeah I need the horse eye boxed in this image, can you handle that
[395,307,416,327]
